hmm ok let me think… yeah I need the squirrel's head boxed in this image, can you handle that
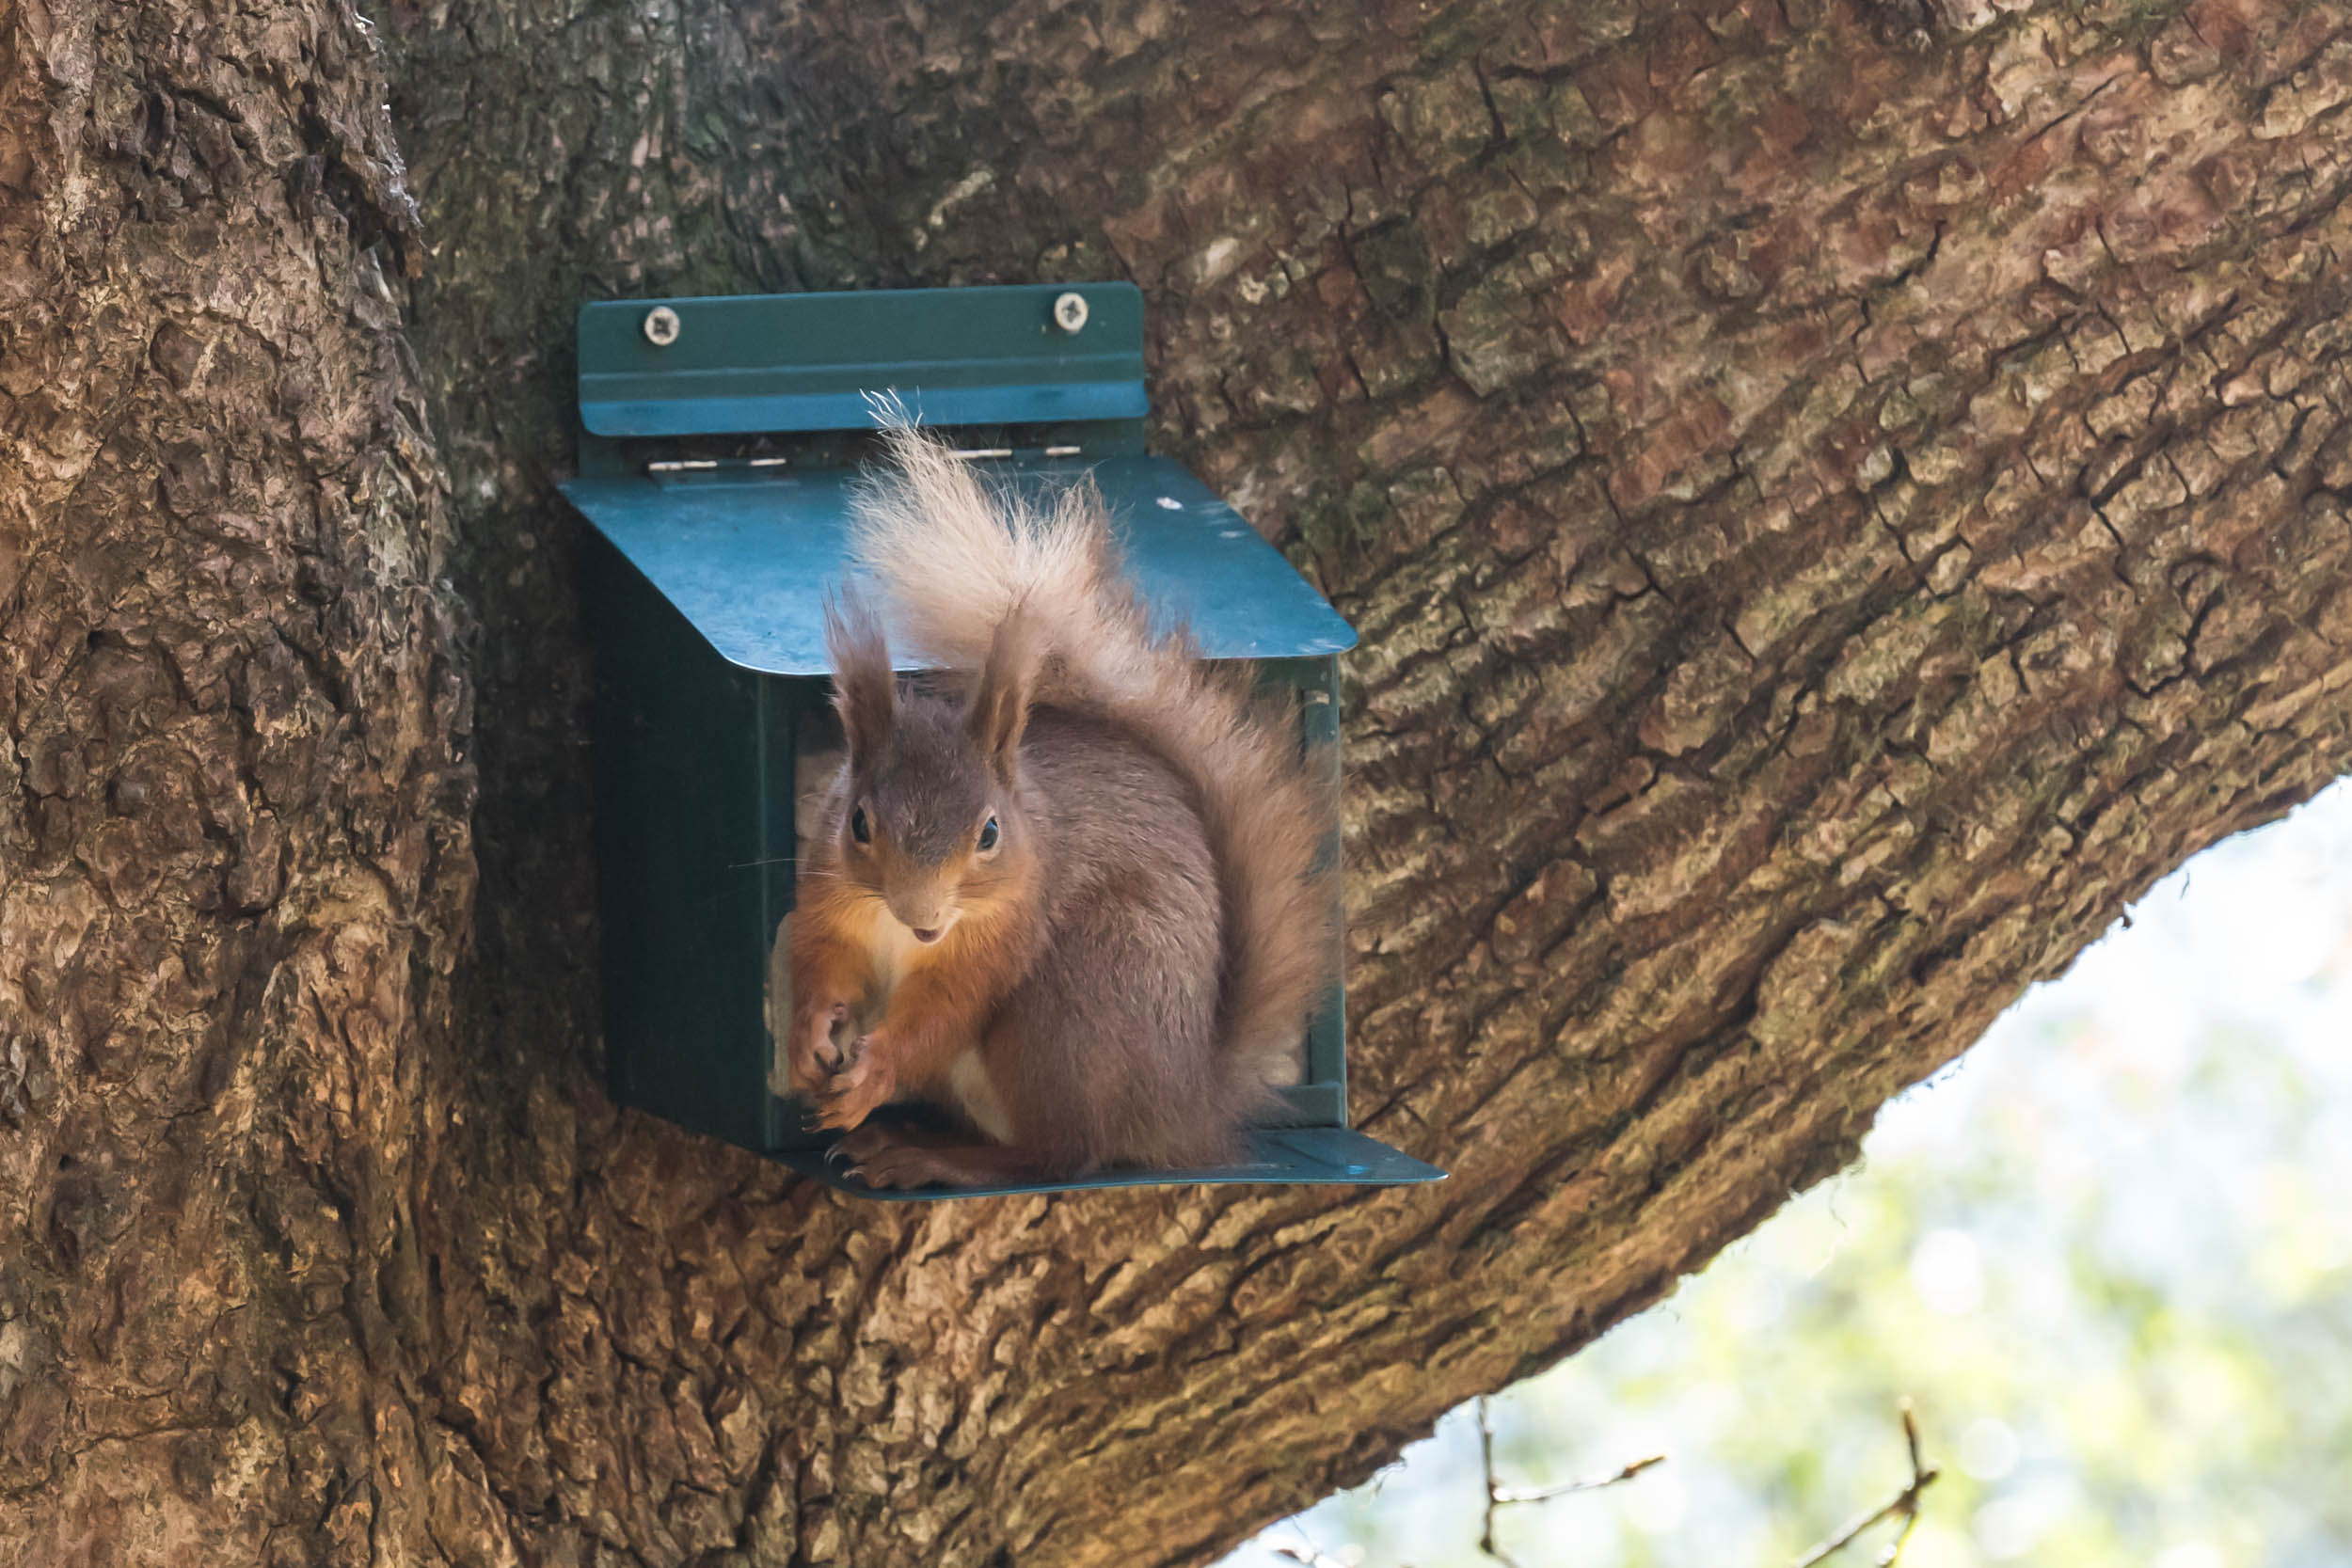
[821,592,1041,944]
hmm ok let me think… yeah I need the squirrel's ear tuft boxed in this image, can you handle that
[969,600,1043,784]
[824,590,895,764]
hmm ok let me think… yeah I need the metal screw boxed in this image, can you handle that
[1052,292,1089,334]
[642,306,681,347]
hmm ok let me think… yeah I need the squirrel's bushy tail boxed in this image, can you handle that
[847,414,1327,1093]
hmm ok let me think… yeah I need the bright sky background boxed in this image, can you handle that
[1223,779,2352,1568]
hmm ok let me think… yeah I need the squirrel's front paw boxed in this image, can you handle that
[788,999,853,1097]
[810,1034,897,1132]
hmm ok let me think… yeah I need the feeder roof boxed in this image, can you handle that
[560,456,1357,677]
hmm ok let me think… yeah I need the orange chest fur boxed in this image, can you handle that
[801,874,1025,1019]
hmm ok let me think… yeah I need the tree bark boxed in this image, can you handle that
[7,0,2351,1563]
[0,0,476,1560]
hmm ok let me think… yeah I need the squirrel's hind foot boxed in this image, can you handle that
[834,1126,1061,1190]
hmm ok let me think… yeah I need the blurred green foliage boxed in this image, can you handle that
[1227,784,2352,1568]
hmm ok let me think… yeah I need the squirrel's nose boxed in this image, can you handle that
[911,927,942,944]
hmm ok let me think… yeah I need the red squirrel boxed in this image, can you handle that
[783,416,1328,1189]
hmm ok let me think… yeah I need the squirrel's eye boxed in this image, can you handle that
[977,816,1000,852]
[850,805,872,845]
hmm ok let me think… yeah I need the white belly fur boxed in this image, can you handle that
[946,1049,1014,1144]
[866,917,1003,1139]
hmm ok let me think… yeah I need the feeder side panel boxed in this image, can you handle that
[583,531,771,1152]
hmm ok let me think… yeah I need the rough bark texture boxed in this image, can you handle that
[6,0,2352,1563]
[0,0,476,1560]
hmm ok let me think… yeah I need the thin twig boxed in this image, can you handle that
[1874,1510,1923,1568]
[1476,1396,1523,1568]
[1476,1395,1664,1567]
[1790,1402,1941,1568]
[1492,1453,1667,1504]
[1271,1545,1356,1568]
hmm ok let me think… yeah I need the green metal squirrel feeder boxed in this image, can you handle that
[558,281,1443,1199]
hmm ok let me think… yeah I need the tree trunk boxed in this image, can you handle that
[0,0,478,1560]
[6,0,2350,1561]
